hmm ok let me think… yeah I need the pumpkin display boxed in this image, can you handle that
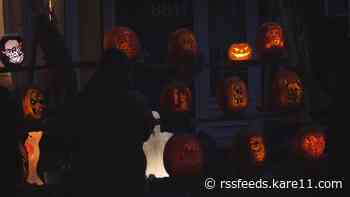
[143,111,173,178]
[103,26,141,60]
[22,88,46,120]
[0,35,24,66]
[24,131,45,186]
[167,28,199,65]
[163,134,204,177]
[227,43,252,61]
[217,76,249,112]
[297,129,326,160]
[257,22,285,58]
[160,82,192,113]
[272,68,304,110]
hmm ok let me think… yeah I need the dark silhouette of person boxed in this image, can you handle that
[51,48,152,197]
[0,86,22,193]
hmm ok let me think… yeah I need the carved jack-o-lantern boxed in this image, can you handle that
[103,26,140,60]
[228,43,252,61]
[24,131,45,186]
[248,135,266,164]
[230,132,266,169]
[168,28,199,65]
[217,76,248,112]
[143,111,174,178]
[160,82,192,113]
[298,130,326,160]
[163,134,204,177]
[0,35,24,66]
[272,69,304,109]
[257,22,285,57]
[22,88,46,120]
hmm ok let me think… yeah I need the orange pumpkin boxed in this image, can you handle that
[168,28,199,65]
[272,68,303,110]
[163,134,204,177]
[22,88,46,120]
[248,135,266,164]
[257,22,285,58]
[227,43,252,61]
[160,82,192,113]
[217,76,248,112]
[230,132,266,167]
[103,26,141,60]
[299,130,326,160]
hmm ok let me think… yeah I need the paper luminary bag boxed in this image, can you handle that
[0,35,24,67]
[143,111,173,178]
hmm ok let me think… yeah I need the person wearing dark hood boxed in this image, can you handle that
[52,48,153,197]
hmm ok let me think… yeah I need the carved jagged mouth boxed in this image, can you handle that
[232,52,250,58]
[232,95,244,105]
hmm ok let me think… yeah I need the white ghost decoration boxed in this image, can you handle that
[143,111,173,178]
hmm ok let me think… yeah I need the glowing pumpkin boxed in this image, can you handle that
[22,88,46,120]
[168,28,199,65]
[257,22,285,58]
[24,131,45,186]
[248,135,266,164]
[299,130,326,160]
[163,134,204,177]
[272,68,304,110]
[217,76,248,112]
[0,35,24,66]
[230,132,266,167]
[227,43,252,61]
[143,111,173,178]
[160,82,192,113]
[103,26,141,60]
